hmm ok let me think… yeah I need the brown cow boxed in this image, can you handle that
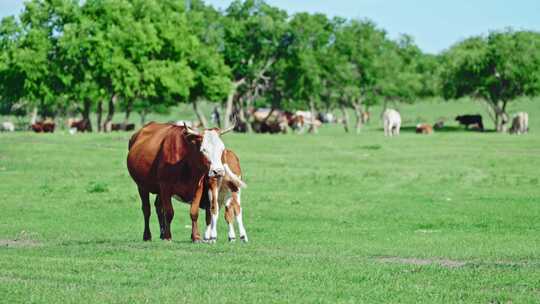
[416,123,434,134]
[69,119,92,133]
[31,120,55,133]
[202,149,248,243]
[127,122,234,242]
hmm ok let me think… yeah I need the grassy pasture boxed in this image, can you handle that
[1,99,539,303]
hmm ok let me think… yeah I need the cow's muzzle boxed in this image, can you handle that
[209,168,225,177]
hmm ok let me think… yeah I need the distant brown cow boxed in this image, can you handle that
[127,122,234,242]
[251,108,289,134]
[31,120,55,133]
[69,119,92,133]
[416,123,434,134]
[361,111,370,124]
[202,149,248,243]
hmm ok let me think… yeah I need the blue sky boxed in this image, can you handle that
[1,0,539,54]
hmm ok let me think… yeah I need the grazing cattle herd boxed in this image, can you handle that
[0,108,530,137]
[0,107,532,243]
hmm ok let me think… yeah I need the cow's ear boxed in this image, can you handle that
[162,130,187,165]
[185,133,202,145]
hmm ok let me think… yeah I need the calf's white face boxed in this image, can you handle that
[200,130,225,177]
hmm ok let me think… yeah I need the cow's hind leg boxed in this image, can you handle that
[233,190,248,242]
[159,188,174,241]
[138,187,151,241]
[154,195,166,240]
[224,196,236,242]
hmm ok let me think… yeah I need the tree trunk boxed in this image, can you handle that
[124,99,133,124]
[192,99,208,128]
[224,78,246,129]
[380,99,388,119]
[340,103,350,133]
[237,98,252,133]
[140,111,147,126]
[308,99,318,134]
[352,99,363,134]
[493,100,509,132]
[82,99,93,132]
[96,101,103,132]
[362,105,370,124]
[30,107,38,124]
[103,94,117,132]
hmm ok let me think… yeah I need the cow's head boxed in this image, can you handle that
[185,124,234,177]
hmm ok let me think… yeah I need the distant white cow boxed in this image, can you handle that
[383,109,401,136]
[1,122,15,132]
[509,112,529,135]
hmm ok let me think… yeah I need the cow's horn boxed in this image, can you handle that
[219,125,235,135]
[184,123,199,136]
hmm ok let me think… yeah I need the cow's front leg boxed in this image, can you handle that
[190,178,204,243]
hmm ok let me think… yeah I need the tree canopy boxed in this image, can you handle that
[0,0,538,133]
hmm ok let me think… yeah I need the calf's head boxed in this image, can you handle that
[185,125,234,177]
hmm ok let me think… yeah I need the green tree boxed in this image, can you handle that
[221,0,290,129]
[442,30,540,131]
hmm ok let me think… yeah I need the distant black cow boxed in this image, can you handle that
[111,123,135,132]
[455,115,484,131]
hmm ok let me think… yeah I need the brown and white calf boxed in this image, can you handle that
[203,149,248,243]
[416,123,434,134]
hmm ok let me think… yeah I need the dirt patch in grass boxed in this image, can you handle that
[0,239,41,248]
[0,231,41,248]
[376,256,467,268]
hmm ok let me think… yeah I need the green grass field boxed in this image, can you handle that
[1,99,539,303]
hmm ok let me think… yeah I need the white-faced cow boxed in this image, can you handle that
[383,109,401,136]
[127,122,233,242]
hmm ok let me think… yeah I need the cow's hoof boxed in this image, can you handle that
[228,237,236,243]
[204,237,217,244]
[143,233,152,241]
[240,236,248,243]
[192,238,202,244]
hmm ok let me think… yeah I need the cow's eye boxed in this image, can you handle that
[201,148,208,154]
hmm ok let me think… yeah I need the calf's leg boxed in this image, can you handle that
[224,197,236,242]
[233,190,248,242]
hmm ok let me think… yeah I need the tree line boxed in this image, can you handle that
[1,0,539,132]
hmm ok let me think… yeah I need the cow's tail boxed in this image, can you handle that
[224,164,247,189]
